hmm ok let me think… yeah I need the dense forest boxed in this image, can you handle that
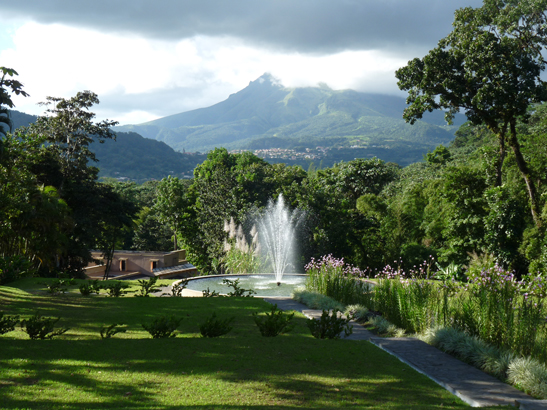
[1,74,547,280]
[1,0,547,282]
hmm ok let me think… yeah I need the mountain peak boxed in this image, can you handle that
[249,72,283,88]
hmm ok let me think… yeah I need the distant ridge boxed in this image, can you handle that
[114,73,466,158]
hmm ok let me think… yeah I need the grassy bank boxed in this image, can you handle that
[0,279,508,409]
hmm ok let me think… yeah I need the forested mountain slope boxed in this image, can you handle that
[115,73,466,154]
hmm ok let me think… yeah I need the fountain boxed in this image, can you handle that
[182,194,306,297]
[257,194,303,285]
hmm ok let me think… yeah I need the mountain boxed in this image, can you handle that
[90,132,206,182]
[7,110,206,182]
[114,73,467,161]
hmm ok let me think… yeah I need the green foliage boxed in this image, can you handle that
[368,316,406,337]
[291,288,345,311]
[253,304,295,337]
[100,323,127,339]
[425,145,451,165]
[305,255,372,306]
[91,132,206,182]
[45,278,74,295]
[344,304,370,323]
[154,176,190,251]
[0,256,34,285]
[79,280,103,296]
[202,287,220,298]
[0,66,29,138]
[141,315,183,339]
[20,313,69,340]
[199,312,234,338]
[307,309,353,339]
[135,276,160,297]
[222,278,256,297]
[0,311,19,335]
[170,279,188,297]
[103,282,130,297]
[396,0,547,225]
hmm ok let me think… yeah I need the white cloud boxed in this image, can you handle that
[1,21,408,124]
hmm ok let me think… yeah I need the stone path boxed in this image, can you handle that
[263,296,547,410]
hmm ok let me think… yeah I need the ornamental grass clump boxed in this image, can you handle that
[373,262,443,334]
[305,255,372,306]
[222,218,261,274]
[292,288,344,311]
[455,266,547,360]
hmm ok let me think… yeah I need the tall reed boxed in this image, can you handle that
[304,255,373,306]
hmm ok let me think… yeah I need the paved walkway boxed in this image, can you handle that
[263,296,547,410]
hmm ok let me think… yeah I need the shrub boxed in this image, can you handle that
[135,276,160,297]
[45,278,74,295]
[199,312,234,338]
[508,357,547,399]
[223,278,256,297]
[0,256,34,285]
[104,282,129,297]
[368,316,406,337]
[100,323,127,339]
[344,304,370,322]
[171,279,189,297]
[202,287,220,297]
[253,304,295,337]
[292,288,344,311]
[79,280,102,296]
[21,313,69,340]
[142,315,182,338]
[0,312,20,335]
[307,309,353,339]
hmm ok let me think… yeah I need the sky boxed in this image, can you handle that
[0,0,483,125]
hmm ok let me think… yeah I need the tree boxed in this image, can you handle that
[0,67,29,154]
[154,176,190,251]
[95,184,136,280]
[24,91,122,275]
[395,0,547,226]
[29,91,118,183]
[303,158,398,267]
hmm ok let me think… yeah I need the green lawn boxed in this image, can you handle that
[0,279,511,409]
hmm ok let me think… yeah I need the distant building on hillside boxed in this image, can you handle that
[85,249,198,280]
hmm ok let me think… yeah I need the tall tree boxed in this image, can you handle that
[395,0,547,226]
[25,91,123,275]
[0,66,29,154]
[155,176,190,251]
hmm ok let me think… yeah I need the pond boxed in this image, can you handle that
[185,274,307,297]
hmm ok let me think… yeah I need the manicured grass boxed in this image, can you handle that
[0,279,511,409]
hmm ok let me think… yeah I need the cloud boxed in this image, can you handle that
[1,21,411,124]
[0,1,484,124]
[0,0,484,54]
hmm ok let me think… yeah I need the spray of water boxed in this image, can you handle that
[257,194,303,283]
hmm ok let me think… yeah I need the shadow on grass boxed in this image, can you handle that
[0,283,513,409]
[0,336,490,409]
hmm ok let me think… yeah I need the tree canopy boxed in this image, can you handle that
[395,0,547,226]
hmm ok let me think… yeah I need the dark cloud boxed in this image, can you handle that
[0,0,484,54]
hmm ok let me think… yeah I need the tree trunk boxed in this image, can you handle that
[508,122,541,227]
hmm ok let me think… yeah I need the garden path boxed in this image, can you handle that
[263,296,547,410]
